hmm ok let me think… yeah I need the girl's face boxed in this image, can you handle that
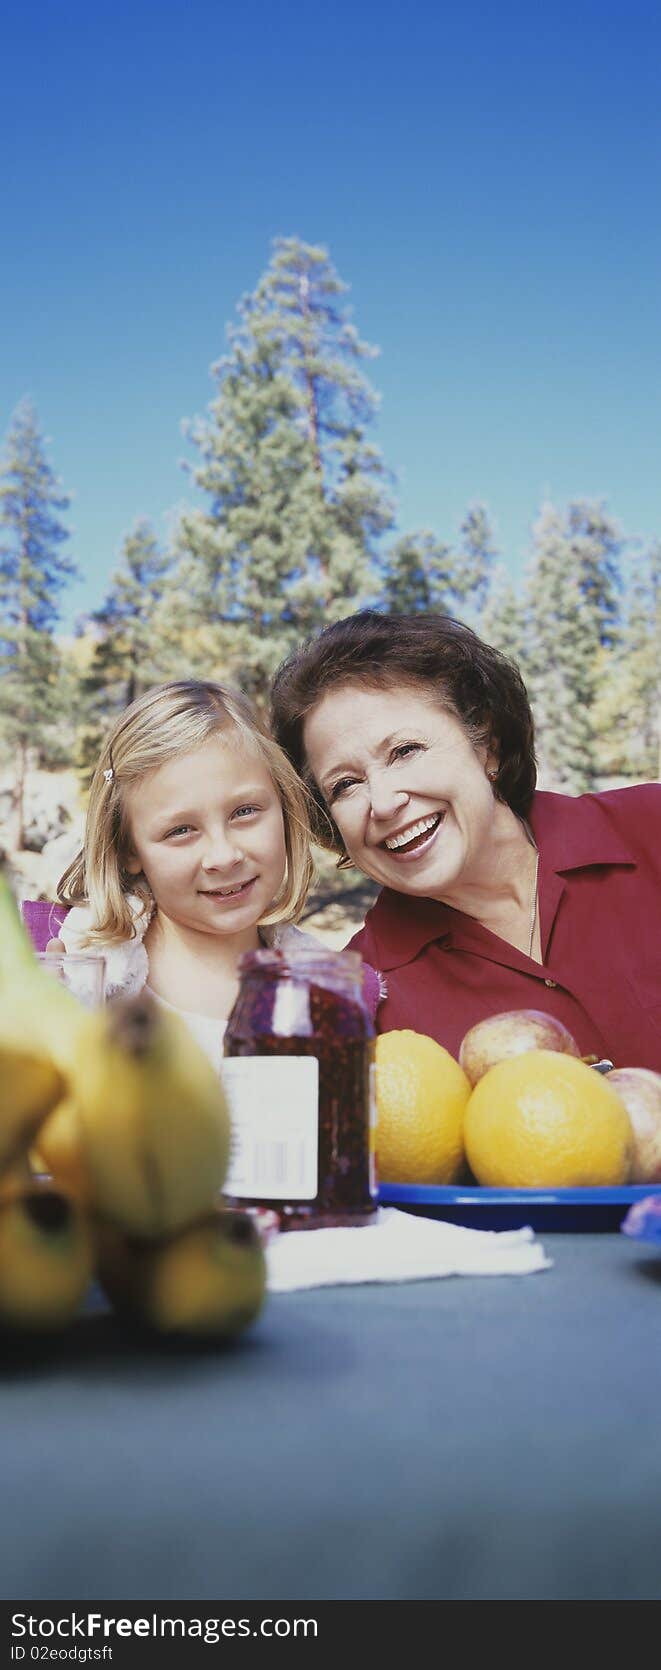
[303,682,498,903]
[123,732,287,938]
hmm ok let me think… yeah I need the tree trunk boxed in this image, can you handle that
[11,736,27,853]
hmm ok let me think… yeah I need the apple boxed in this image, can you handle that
[458,1008,582,1087]
[607,1068,661,1183]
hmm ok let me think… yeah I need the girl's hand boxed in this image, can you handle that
[45,938,66,953]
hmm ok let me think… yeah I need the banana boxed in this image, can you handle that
[0,1182,94,1330]
[0,869,90,1084]
[0,1035,65,1176]
[95,1207,267,1338]
[0,871,84,1175]
[0,1155,35,1204]
[74,994,231,1237]
[30,1095,92,1205]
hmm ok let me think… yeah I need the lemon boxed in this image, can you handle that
[374,1030,470,1184]
[464,1050,634,1187]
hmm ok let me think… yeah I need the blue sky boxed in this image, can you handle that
[2,0,659,630]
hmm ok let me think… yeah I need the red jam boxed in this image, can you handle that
[223,947,378,1229]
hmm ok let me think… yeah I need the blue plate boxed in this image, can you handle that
[378,1182,661,1232]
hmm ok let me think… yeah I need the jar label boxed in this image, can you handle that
[221,1057,319,1200]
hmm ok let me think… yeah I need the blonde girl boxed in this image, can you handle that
[48,680,320,1070]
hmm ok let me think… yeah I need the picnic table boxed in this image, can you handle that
[2,1229,660,1602]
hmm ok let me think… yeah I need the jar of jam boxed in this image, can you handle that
[222,947,378,1229]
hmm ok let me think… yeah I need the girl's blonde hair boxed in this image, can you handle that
[58,680,315,947]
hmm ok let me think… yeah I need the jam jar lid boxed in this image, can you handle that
[236,945,369,1009]
[237,946,364,980]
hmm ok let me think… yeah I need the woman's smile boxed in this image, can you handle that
[380,810,445,857]
[303,683,499,903]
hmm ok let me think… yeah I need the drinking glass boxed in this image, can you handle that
[36,951,106,1008]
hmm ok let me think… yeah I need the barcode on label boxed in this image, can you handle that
[222,1056,319,1200]
[247,1139,311,1192]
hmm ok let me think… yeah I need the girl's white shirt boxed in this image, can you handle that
[59,894,322,1073]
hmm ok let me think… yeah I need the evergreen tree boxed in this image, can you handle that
[524,499,625,790]
[379,531,457,614]
[0,400,75,848]
[76,520,175,782]
[379,503,497,623]
[525,502,602,792]
[455,503,497,615]
[565,499,621,647]
[176,236,394,703]
[593,541,661,779]
[480,564,527,672]
[628,539,661,778]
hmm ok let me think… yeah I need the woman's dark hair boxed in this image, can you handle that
[270,610,537,860]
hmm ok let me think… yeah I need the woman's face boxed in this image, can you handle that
[303,682,499,901]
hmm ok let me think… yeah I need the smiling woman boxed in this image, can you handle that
[271,611,661,1071]
[303,687,511,920]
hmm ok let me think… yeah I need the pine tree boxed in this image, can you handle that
[379,531,457,614]
[525,503,598,791]
[76,520,175,782]
[480,564,527,671]
[176,237,394,704]
[593,541,661,779]
[455,503,497,616]
[379,503,497,623]
[565,500,621,647]
[630,539,661,778]
[0,400,75,848]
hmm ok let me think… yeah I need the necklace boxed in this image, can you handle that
[520,818,539,959]
[527,847,540,959]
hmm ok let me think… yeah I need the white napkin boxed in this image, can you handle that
[266,1207,551,1291]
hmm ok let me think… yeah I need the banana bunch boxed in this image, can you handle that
[0,869,267,1340]
[96,1208,266,1338]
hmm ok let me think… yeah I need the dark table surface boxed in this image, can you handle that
[3,1230,661,1602]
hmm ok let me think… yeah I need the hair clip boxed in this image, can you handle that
[103,767,114,783]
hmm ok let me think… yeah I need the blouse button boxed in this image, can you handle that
[544,978,557,988]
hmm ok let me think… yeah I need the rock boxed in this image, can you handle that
[22,802,73,853]
[37,824,85,897]
[0,769,81,861]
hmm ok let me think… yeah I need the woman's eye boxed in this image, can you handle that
[392,743,423,761]
[232,804,259,819]
[328,777,358,803]
[165,824,193,838]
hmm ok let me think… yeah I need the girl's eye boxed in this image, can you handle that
[164,824,193,839]
[232,803,259,819]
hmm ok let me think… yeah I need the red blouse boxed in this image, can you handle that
[349,785,661,1071]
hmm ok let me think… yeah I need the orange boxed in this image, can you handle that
[464,1050,633,1187]
[374,1030,470,1184]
